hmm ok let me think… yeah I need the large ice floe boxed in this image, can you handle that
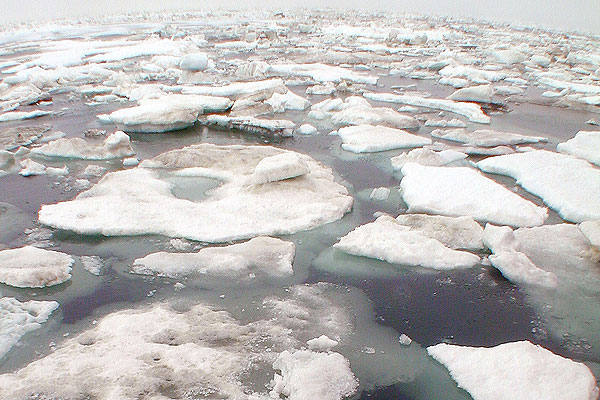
[132,236,295,278]
[31,130,134,160]
[38,144,353,241]
[0,246,74,288]
[556,130,600,166]
[334,215,480,269]
[427,341,599,400]
[477,150,600,223]
[0,297,59,359]
[337,124,431,153]
[400,163,548,227]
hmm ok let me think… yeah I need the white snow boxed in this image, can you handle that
[557,130,600,166]
[400,163,548,227]
[337,124,431,153]
[427,341,599,400]
[334,215,480,269]
[132,236,295,278]
[391,148,467,170]
[307,335,339,351]
[0,246,73,288]
[32,131,134,160]
[431,128,547,147]
[39,144,353,242]
[364,92,490,124]
[395,214,484,251]
[477,150,600,223]
[0,297,59,359]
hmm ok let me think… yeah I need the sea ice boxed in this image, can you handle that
[132,236,295,278]
[80,255,105,276]
[252,152,309,184]
[400,163,548,227]
[557,130,600,166]
[431,128,547,147]
[0,110,52,122]
[296,124,318,135]
[0,246,73,288]
[427,341,599,400]
[447,85,495,104]
[19,159,46,176]
[334,215,480,269]
[266,90,310,112]
[395,214,484,251]
[178,52,208,71]
[337,124,431,153]
[369,187,390,201]
[267,63,378,85]
[181,78,286,99]
[0,297,59,359]
[39,144,353,242]
[579,220,600,249]
[307,335,339,351]
[391,148,467,170]
[477,150,600,223]
[331,105,420,130]
[203,115,295,136]
[31,131,134,160]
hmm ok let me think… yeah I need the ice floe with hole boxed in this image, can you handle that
[557,130,600,166]
[400,163,548,227]
[102,94,233,133]
[202,115,295,136]
[482,224,557,288]
[0,297,59,359]
[267,63,378,85]
[132,236,295,278]
[427,341,599,400]
[364,92,490,124]
[477,150,600,223]
[395,214,484,251]
[31,130,134,160]
[0,245,74,288]
[391,148,467,170]
[431,128,547,147]
[334,215,480,269]
[39,144,353,242]
[337,124,431,153]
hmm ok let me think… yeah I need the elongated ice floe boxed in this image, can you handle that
[132,236,295,278]
[0,297,59,359]
[202,115,295,136]
[266,90,310,112]
[557,130,600,166]
[31,131,134,160]
[331,105,420,130]
[337,124,431,153]
[267,63,378,85]
[334,215,480,269]
[427,341,599,400]
[477,150,600,223]
[39,144,353,242]
[400,163,548,227]
[431,128,547,147]
[364,92,490,124]
[0,110,52,122]
[391,148,467,170]
[181,78,286,99]
[0,246,74,288]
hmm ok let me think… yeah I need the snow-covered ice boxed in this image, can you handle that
[202,115,295,136]
[307,335,339,351]
[557,130,600,166]
[337,124,431,153]
[0,245,74,288]
[431,128,547,147]
[31,131,134,160]
[395,214,484,251]
[391,148,467,170]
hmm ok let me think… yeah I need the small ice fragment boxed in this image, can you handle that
[307,335,339,351]
[369,187,390,201]
[398,334,412,346]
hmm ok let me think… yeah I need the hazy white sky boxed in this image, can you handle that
[2,0,599,34]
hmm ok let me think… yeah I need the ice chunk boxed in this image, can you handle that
[266,90,310,112]
[80,255,104,276]
[447,85,494,103]
[123,157,139,166]
[492,48,526,65]
[268,63,378,85]
[132,236,295,278]
[203,115,295,136]
[337,124,431,153]
[427,341,599,400]
[557,130,600,166]
[398,334,412,346]
[579,220,600,249]
[477,150,600,223]
[252,152,309,184]
[19,159,46,176]
[391,148,467,170]
[0,246,73,288]
[395,214,484,250]
[400,163,548,227]
[331,105,420,130]
[82,164,106,177]
[0,297,58,359]
[297,124,318,135]
[178,52,208,71]
[307,335,339,351]
[0,110,51,122]
[32,131,134,160]
[424,118,466,128]
[334,215,480,269]
[182,78,286,99]
[39,144,353,242]
[369,187,390,201]
[431,128,547,147]
[364,92,490,124]
[271,349,358,400]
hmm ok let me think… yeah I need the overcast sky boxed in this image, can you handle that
[2,0,599,35]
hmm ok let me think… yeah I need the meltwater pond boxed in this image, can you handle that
[1,9,599,400]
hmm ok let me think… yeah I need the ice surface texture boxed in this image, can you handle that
[0,246,73,288]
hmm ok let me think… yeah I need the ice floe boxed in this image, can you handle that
[477,150,600,223]
[39,144,353,242]
[557,130,600,166]
[202,115,295,136]
[447,84,495,104]
[400,163,548,227]
[431,128,547,147]
[267,63,378,85]
[132,236,295,278]
[31,130,134,160]
[579,220,600,250]
[427,341,599,400]
[0,246,74,288]
[395,214,484,251]
[0,110,52,122]
[337,124,431,153]
[391,148,467,170]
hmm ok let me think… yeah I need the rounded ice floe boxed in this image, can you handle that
[334,215,480,269]
[477,150,600,223]
[0,297,59,359]
[391,148,467,170]
[337,124,431,153]
[400,163,548,227]
[178,52,209,71]
[39,144,353,242]
[132,236,295,278]
[307,335,339,351]
[395,214,484,251]
[431,128,547,147]
[31,131,134,160]
[296,124,318,135]
[252,152,309,184]
[427,341,599,400]
[557,130,600,166]
[0,246,74,288]
[270,350,358,400]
